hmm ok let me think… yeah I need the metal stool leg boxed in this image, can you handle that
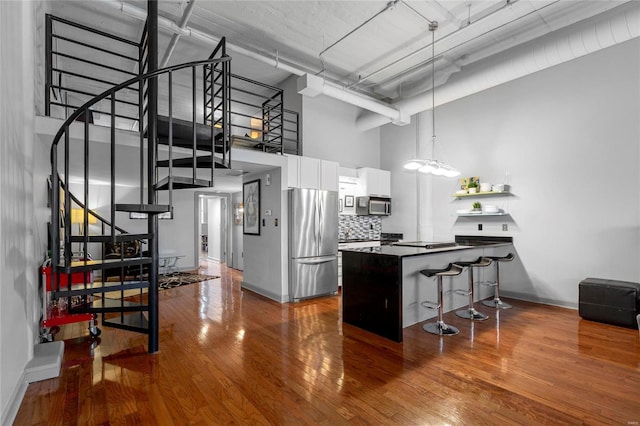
[423,276,460,336]
[482,262,512,309]
[456,266,489,320]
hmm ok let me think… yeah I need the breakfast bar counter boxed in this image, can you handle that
[341,236,513,342]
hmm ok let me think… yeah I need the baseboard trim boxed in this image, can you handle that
[241,281,288,303]
[1,371,28,426]
[500,291,578,310]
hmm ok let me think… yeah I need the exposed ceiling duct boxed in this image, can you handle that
[159,0,197,68]
[97,0,402,121]
[356,1,640,131]
[96,0,637,132]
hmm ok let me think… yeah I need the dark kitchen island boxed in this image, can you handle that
[341,236,513,342]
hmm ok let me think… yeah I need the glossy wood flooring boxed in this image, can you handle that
[16,261,640,425]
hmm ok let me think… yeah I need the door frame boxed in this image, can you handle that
[194,191,232,265]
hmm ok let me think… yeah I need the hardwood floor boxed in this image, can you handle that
[16,261,640,425]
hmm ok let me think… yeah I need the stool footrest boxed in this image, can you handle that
[453,289,470,296]
[478,280,497,287]
[420,301,439,310]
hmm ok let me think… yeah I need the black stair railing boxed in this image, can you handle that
[46,13,300,156]
[50,55,231,350]
[45,13,142,126]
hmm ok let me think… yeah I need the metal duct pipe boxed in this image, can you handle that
[160,0,197,68]
[356,1,640,131]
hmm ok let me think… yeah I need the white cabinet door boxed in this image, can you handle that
[320,160,339,191]
[300,156,321,189]
[287,155,338,191]
[287,155,301,188]
[376,169,391,197]
[357,167,391,197]
[287,155,320,189]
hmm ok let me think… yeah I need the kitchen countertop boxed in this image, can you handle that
[340,241,512,258]
[341,235,514,342]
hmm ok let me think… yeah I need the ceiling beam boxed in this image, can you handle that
[160,0,197,68]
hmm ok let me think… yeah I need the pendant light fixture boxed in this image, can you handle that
[403,22,460,178]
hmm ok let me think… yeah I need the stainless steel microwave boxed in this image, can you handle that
[356,196,391,216]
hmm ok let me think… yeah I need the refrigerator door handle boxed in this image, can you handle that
[296,257,335,265]
[317,194,323,249]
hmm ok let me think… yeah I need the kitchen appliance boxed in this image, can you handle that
[288,188,339,301]
[355,196,391,216]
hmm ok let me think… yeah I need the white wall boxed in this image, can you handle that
[302,94,381,168]
[207,198,221,261]
[231,191,244,270]
[241,168,287,301]
[380,117,435,241]
[381,38,640,307]
[0,2,44,424]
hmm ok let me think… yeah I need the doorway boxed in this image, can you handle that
[198,194,228,265]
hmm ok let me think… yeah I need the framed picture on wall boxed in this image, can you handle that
[243,179,261,235]
[345,195,354,207]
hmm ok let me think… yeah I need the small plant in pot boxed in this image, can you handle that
[472,202,482,212]
[467,181,478,194]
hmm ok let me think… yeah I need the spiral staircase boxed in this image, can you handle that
[44,5,268,353]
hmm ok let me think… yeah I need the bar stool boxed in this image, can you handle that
[482,253,515,309]
[454,257,492,321]
[420,263,464,336]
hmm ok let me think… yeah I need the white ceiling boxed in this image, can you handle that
[50,0,630,105]
[46,0,634,195]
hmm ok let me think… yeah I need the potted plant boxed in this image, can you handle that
[472,201,482,212]
[467,181,478,194]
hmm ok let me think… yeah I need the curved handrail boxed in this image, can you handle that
[55,174,129,235]
[49,56,231,155]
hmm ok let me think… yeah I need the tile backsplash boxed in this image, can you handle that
[339,215,381,240]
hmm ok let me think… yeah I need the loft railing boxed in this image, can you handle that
[45,13,300,155]
[45,14,142,126]
[283,108,300,155]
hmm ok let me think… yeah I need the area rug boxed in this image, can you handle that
[158,272,219,290]
[100,272,219,298]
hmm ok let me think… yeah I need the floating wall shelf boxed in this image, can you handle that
[456,212,510,217]
[453,191,511,198]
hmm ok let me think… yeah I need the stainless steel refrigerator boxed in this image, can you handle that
[288,188,339,302]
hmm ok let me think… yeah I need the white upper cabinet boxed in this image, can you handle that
[320,160,339,191]
[357,167,391,197]
[287,155,339,191]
